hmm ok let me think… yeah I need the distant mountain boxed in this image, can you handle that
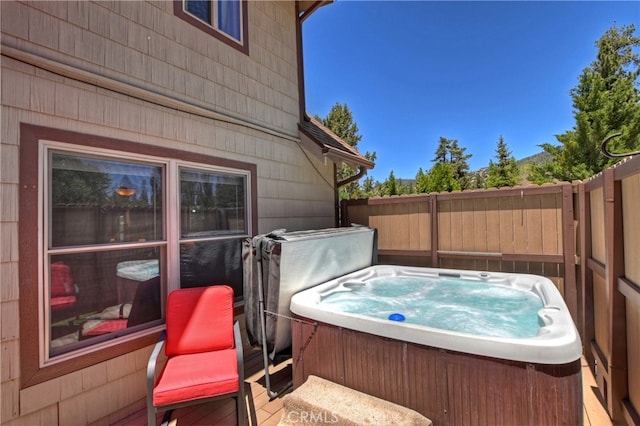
[517,151,553,167]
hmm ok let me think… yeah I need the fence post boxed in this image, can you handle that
[603,168,628,423]
[562,183,578,323]
[430,194,438,267]
[577,182,595,370]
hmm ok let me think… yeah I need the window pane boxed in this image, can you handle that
[180,168,246,238]
[180,239,243,300]
[50,153,163,247]
[185,0,211,24]
[218,0,241,40]
[49,249,162,357]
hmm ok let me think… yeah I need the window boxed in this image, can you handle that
[175,0,248,53]
[19,124,257,386]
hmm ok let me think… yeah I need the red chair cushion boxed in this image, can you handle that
[165,286,234,356]
[51,262,75,297]
[51,296,78,311]
[153,348,239,406]
[81,319,128,337]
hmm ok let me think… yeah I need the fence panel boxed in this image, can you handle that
[575,157,639,424]
[343,185,571,292]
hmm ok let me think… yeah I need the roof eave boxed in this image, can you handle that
[298,1,333,22]
[298,123,375,170]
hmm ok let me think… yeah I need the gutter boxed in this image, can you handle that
[337,165,367,187]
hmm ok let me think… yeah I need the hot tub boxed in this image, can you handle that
[289,265,583,425]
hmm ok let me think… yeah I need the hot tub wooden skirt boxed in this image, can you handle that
[291,318,583,426]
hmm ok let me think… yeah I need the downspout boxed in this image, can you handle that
[335,163,367,226]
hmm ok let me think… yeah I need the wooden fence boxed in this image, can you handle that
[341,155,640,425]
[578,157,640,425]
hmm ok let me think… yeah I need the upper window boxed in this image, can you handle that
[175,0,248,53]
[19,124,257,386]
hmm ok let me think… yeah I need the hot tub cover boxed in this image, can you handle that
[243,226,377,359]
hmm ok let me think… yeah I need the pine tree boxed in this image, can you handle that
[317,102,377,200]
[424,137,472,191]
[485,136,521,188]
[530,24,640,183]
[385,170,398,196]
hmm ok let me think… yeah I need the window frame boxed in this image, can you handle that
[174,0,249,55]
[19,124,257,387]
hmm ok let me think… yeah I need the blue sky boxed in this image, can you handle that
[302,1,640,181]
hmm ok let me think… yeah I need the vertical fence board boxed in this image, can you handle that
[461,199,474,251]
[541,192,560,255]
[590,187,606,264]
[498,196,514,254]
[512,195,528,254]
[450,199,463,251]
[627,303,640,419]
[485,197,501,253]
[561,185,576,319]
[593,273,610,361]
[473,198,488,253]
[622,173,640,420]
[578,183,595,369]
[622,174,640,285]
[438,199,452,253]
[392,203,409,250]
[525,194,543,254]
[604,169,628,423]
[408,201,420,250]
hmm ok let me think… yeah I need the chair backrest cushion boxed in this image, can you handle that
[51,262,75,297]
[165,286,234,356]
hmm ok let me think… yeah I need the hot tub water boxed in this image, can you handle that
[320,276,544,338]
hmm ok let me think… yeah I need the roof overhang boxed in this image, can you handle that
[297,1,333,22]
[298,116,375,170]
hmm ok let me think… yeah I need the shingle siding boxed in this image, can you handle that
[0,1,336,424]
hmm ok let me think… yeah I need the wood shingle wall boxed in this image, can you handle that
[1,1,336,424]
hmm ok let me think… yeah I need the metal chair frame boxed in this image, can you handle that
[146,321,246,426]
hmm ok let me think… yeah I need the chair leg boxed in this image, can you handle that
[160,409,174,426]
[237,383,247,426]
[147,403,156,426]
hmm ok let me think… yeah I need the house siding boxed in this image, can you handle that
[1,1,335,424]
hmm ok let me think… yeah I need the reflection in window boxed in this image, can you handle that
[50,153,163,246]
[180,168,246,238]
[43,145,252,361]
[49,250,162,357]
[48,152,165,357]
[180,239,243,301]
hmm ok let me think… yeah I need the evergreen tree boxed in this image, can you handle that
[385,170,399,196]
[530,24,640,183]
[424,137,473,191]
[485,136,521,188]
[317,102,377,200]
[424,162,461,193]
[416,167,428,193]
[433,137,450,163]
